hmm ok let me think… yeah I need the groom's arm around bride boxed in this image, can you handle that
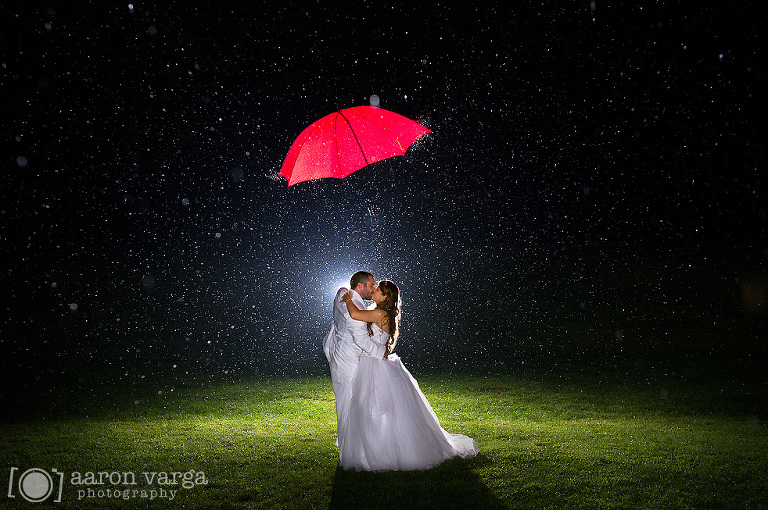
[334,287,386,359]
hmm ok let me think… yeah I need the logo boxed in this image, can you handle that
[6,467,209,503]
[7,467,64,503]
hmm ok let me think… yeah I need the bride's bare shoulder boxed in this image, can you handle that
[370,308,387,320]
[377,312,393,334]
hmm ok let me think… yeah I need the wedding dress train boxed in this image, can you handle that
[339,324,479,471]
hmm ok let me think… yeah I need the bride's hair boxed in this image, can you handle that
[366,280,401,357]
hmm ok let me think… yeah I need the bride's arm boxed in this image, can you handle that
[342,291,385,323]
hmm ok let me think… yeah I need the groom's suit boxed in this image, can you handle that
[323,287,386,459]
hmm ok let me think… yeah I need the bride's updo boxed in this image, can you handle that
[376,280,401,357]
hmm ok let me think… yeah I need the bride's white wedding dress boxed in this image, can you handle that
[340,324,479,471]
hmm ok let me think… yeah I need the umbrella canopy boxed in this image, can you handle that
[279,106,431,186]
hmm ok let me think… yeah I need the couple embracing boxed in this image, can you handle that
[322,271,479,472]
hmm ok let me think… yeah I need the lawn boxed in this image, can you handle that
[1,370,766,509]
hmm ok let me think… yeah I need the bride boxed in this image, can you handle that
[339,280,479,471]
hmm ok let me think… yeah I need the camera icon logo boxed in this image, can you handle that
[7,467,64,503]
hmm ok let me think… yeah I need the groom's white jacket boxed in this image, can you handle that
[323,288,386,377]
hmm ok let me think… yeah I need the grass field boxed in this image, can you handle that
[1,369,766,509]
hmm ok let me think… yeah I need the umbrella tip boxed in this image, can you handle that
[369,94,380,107]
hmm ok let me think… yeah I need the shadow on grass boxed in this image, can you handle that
[329,455,505,509]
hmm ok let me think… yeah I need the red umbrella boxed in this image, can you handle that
[279,106,431,186]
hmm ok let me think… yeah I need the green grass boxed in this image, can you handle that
[1,372,766,509]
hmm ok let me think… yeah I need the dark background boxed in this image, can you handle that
[1,1,766,410]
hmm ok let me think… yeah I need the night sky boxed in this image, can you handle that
[2,2,766,405]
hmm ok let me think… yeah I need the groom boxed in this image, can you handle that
[322,271,387,460]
